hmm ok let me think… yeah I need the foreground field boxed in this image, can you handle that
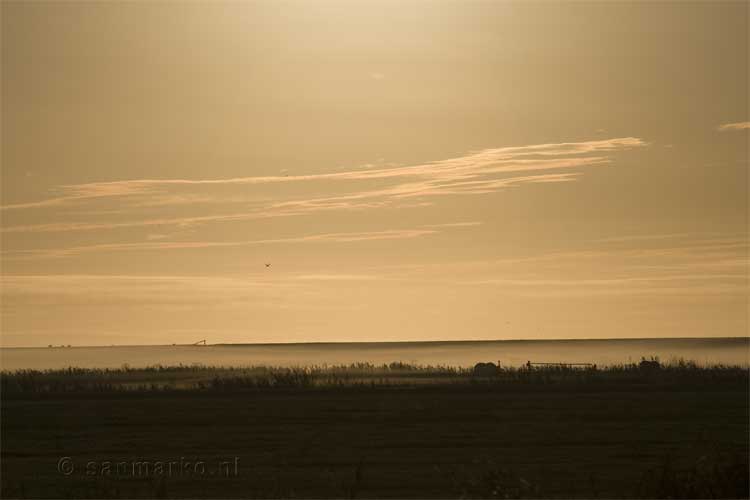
[1,364,748,498]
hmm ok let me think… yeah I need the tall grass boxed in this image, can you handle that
[1,360,747,396]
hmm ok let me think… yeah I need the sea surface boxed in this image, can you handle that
[1,337,748,371]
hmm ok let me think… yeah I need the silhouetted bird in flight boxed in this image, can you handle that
[265,263,271,268]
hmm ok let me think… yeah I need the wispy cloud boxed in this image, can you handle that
[293,274,384,281]
[360,232,749,297]
[463,275,746,298]
[0,274,312,310]
[3,234,745,302]
[2,233,745,326]
[4,224,481,259]
[0,182,157,211]
[717,121,750,131]
[1,137,645,234]
[422,221,483,229]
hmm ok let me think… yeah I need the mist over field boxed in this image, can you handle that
[2,337,747,371]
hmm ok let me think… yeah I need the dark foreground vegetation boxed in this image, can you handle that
[3,359,748,394]
[1,362,748,498]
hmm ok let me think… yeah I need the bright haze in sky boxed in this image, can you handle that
[1,1,747,347]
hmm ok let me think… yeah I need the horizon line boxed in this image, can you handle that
[2,335,748,349]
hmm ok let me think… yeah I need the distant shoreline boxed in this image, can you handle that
[2,336,748,350]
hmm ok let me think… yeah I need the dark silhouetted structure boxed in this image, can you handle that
[473,362,498,376]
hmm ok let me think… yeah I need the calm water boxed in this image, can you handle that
[1,338,748,371]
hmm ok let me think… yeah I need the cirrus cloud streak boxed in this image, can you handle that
[1,137,645,236]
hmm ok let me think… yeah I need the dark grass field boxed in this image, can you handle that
[2,364,748,499]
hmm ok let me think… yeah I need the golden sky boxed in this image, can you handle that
[1,1,747,346]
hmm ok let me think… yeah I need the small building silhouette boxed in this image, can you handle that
[473,362,498,377]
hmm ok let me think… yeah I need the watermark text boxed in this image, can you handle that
[57,456,240,478]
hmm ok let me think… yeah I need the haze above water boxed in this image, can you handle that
[1,338,747,371]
